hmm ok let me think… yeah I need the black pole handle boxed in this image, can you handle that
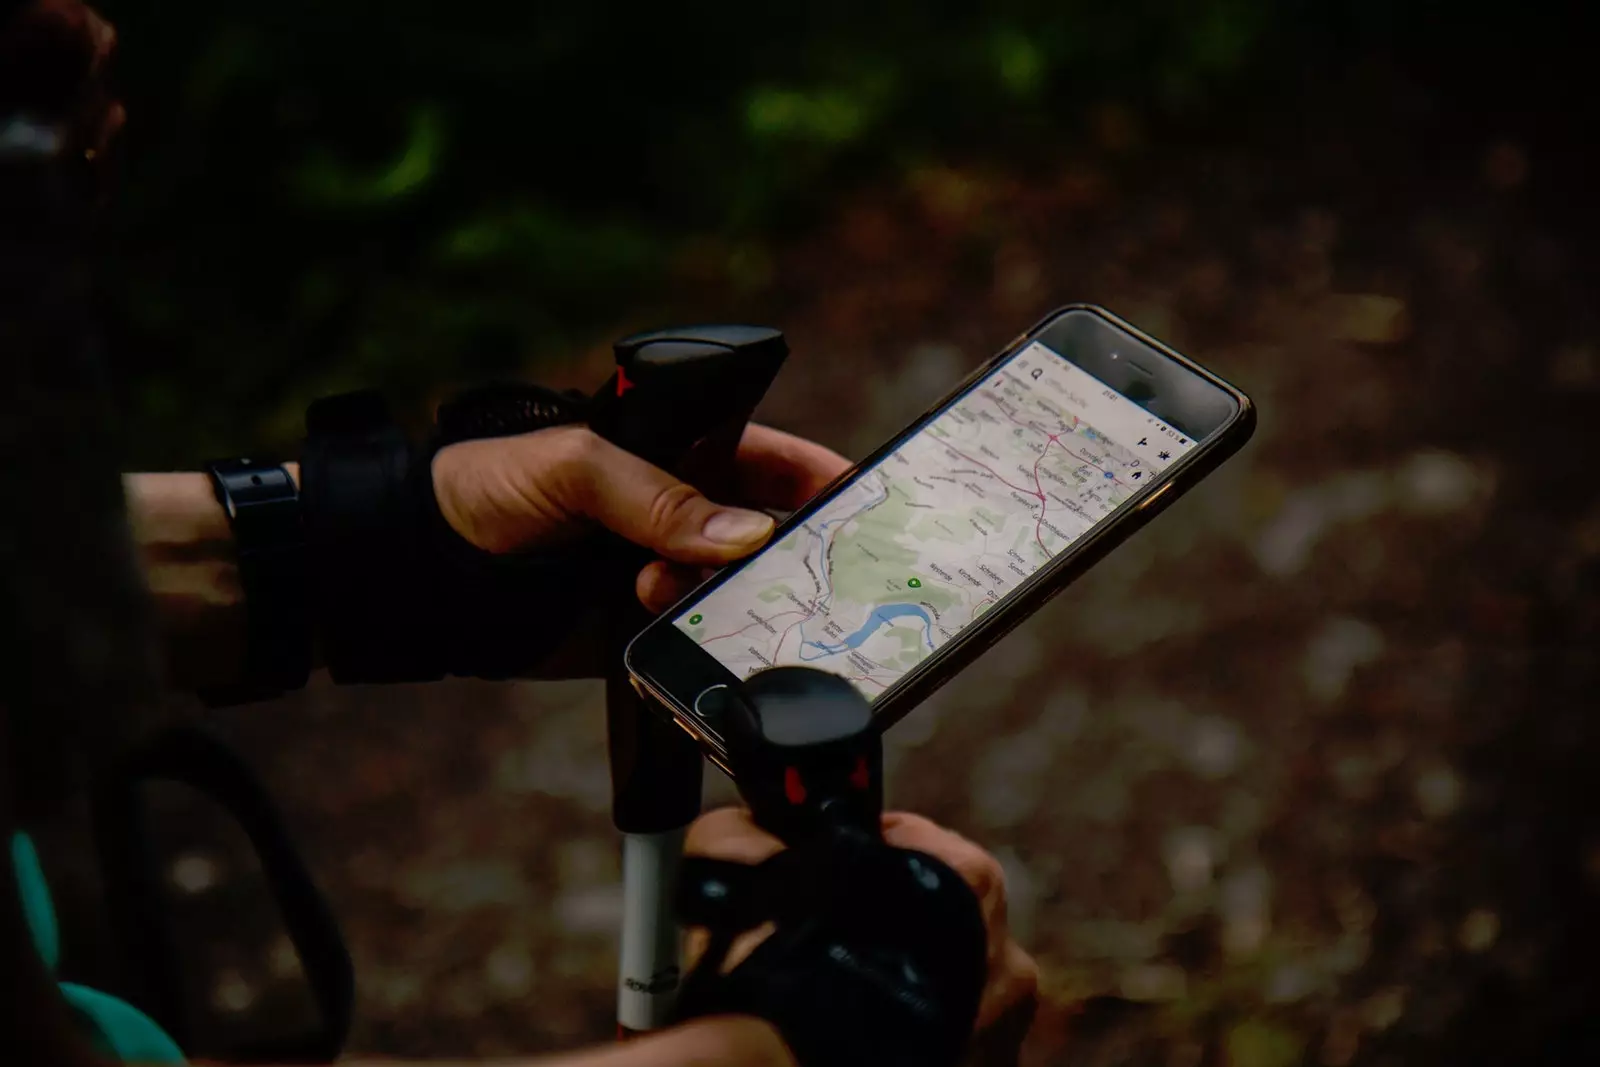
[588,325,790,836]
[586,325,787,469]
[718,667,885,847]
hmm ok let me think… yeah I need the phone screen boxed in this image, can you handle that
[670,340,1199,700]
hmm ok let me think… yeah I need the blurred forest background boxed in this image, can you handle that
[31,1,1600,1066]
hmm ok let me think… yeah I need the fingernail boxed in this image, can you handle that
[702,508,774,546]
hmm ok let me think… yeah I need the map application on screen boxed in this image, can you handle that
[673,341,1199,699]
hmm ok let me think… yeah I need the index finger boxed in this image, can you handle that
[733,424,853,511]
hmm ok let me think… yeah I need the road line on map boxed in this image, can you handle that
[1030,432,1063,555]
[982,384,1136,492]
[935,440,1041,498]
[699,608,809,646]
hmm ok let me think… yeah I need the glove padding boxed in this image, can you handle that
[673,830,989,1067]
[301,382,618,685]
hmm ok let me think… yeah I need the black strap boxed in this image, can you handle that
[91,725,354,1064]
[299,385,601,684]
[434,382,590,443]
[299,391,446,685]
[201,459,311,704]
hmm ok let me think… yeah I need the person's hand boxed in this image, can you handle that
[432,420,849,612]
[683,807,1041,1048]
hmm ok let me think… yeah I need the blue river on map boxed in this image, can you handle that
[800,603,935,659]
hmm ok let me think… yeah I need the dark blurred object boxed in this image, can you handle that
[2,0,159,828]
[0,0,123,203]
[91,725,352,1064]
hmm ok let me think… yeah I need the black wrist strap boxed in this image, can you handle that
[202,459,312,705]
[300,392,447,685]
[298,384,601,685]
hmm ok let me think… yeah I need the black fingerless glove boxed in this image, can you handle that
[673,829,990,1067]
[298,383,604,684]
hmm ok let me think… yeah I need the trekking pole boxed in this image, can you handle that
[672,668,992,1067]
[584,325,789,1036]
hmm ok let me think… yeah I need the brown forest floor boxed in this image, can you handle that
[36,50,1600,1067]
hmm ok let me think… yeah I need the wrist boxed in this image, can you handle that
[126,465,320,697]
[125,472,248,690]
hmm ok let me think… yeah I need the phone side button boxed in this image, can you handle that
[1138,482,1176,511]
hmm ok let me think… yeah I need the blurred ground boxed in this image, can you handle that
[31,23,1600,1067]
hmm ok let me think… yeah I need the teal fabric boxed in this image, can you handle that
[59,982,187,1065]
[11,832,187,1065]
[11,832,60,971]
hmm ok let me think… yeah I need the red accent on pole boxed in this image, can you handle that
[784,767,807,805]
[617,367,636,396]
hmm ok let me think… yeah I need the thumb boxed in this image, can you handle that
[548,428,777,564]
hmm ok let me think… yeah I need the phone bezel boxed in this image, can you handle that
[624,304,1256,774]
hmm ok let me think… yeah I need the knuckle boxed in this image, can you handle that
[942,839,1004,900]
[1005,943,1041,1001]
[882,814,1004,896]
[1017,953,1041,992]
[884,818,1009,908]
[685,806,783,865]
[535,426,605,510]
[685,805,753,853]
[968,850,1006,896]
[543,425,600,473]
[646,480,704,535]
[881,811,942,843]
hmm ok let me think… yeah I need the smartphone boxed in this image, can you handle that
[625,305,1255,772]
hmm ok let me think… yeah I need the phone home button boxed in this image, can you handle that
[694,684,733,722]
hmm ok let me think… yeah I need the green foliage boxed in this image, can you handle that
[991,29,1047,99]
[746,85,878,145]
[95,0,1291,464]
[293,106,446,209]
